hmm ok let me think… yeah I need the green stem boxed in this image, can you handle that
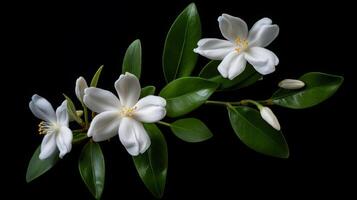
[73,128,88,134]
[205,100,230,106]
[81,102,89,129]
[157,121,171,127]
[206,99,274,107]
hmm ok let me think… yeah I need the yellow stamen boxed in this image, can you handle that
[235,37,248,53]
[120,106,137,117]
[38,121,52,135]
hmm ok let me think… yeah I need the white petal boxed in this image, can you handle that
[75,76,88,102]
[218,14,248,41]
[29,94,56,122]
[56,126,73,158]
[118,117,151,156]
[248,18,272,42]
[56,100,69,126]
[194,38,235,60]
[39,132,57,160]
[227,54,247,80]
[248,19,279,47]
[260,107,281,131]
[83,87,121,113]
[133,95,167,123]
[115,72,141,107]
[88,111,121,141]
[244,47,279,75]
[217,51,239,78]
[278,79,305,89]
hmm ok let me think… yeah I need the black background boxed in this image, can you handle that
[6,0,355,199]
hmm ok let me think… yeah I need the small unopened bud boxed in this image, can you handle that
[75,77,88,102]
[76,110,83,117]
[260,107,281,131]
[278,79,305,89]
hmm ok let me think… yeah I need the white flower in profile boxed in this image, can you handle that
[194,14,279,80]
[83,72,166,156]
[75,76,88,102]
[260,107,281,131]
[278,79,305,89]
[29,95,73,160]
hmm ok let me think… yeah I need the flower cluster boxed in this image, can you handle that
[30,73,166,159]
[26,3,343,199]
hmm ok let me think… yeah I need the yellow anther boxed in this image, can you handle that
[234,37,248,53]
[120,106,137,117]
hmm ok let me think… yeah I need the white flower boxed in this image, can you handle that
[83,72,166,156]
[260,107,281,131]
[194,14,279,80]
[75,76,88,102]
[278,79,305,89]
[29,95,73,160]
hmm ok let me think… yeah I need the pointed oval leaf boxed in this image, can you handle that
[133,124,168,198]
[228,106,289,158]
[90,65,104,87]
[199,61,261,90]
[272,72,344,109]
[170,118,213,142]
[140,85,156,98]
[78,141,105,200]
[63,94,83,124]
[122,39,142,78]
[26,146,59,183]
[159,77,219,117]
[162,3,201,82]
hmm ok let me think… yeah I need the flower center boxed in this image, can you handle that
[120,106,137,117]
[38,121,59,135]
[235,37,248,53]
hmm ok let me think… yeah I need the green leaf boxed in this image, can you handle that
[63,94,83,125]
[159,77,219,117]
[72,133,88,144]
[90,65,104,87]
[162,3,201,82]
[272,72,344,109]
[133,124,168,198]
[26,146,59,183]
[227,106,289,158]
[78,141,105,200]
[170,118,213,142]
[199,61,262,90]
[140,86,156,98]
[122,39,142,78]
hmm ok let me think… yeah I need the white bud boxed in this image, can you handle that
[260,107,281,131]
[278,79,305,89]
[75,77,88,102]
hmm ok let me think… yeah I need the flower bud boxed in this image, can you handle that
[75,77,88,102]
[260,107,281,131]
[278,79,305,89]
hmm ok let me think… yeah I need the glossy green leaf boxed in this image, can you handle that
[72,132,88,144]
[272,72,344,109]
[90,65,104,87]
[228,106,289,158]
[199,61,262,90]
[122,39,142,78]
[162,3,201,82]
[63,94,82,125]
[170,118,213,142]
[78,141,105,200]
[140,86,156,98]
[26,146,59,183]
[133,124,168,198]
[159,77,219,117]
